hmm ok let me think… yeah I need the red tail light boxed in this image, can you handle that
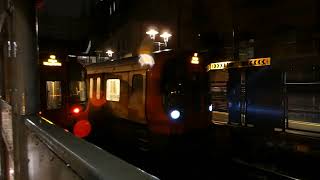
[72,107,81,114]
[73,120,92,138]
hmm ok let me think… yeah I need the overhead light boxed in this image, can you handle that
[209,104,213,112]
[106,49,114,57]
[160,32,172,42]
[146,29,159,40]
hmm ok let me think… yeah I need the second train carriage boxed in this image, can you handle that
[39,55,91,138]
[86,51,211,151]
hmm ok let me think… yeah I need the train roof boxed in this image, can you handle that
[85,50,173,75]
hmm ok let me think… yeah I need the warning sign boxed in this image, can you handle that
[207,61,233,71]
[207,57,271,71]
[248,57,271,67]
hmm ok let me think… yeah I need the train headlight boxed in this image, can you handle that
[209,104,213,112]
[170,110,181,120]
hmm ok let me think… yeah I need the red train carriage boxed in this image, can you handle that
[39,55,91,138]
[86,51,211,151]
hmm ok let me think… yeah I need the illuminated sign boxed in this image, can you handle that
[191,53,199,64]
[207,61,233,71]
[43,55,62,66]
[248,57,271,66]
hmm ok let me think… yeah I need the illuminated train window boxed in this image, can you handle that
[46,81,62,110]
[96,77,101,100]
[89,78,93,99]
[70,81,86,102]
[106,79,120,102]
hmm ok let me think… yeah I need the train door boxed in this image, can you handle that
[87,75,102,104]
[105,72,129,120]
[246,67,283,129]
[128,71,146,124]
[42,80,67,126]
[87,74,106,136]
[87,75,102,110]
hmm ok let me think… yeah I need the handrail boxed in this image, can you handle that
[24,116,159,180]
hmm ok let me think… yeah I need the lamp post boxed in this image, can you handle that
[160,32,172,47]
[146,29,159,40]
[146,28,172,52]
[106,49,114,57]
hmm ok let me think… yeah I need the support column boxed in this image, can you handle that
[10,0,39,180]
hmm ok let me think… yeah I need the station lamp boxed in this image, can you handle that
[146,29,159,40]
[160,32,172,46]
[146,27,172,51]
[191,53,200,64]
[106,49,114,57]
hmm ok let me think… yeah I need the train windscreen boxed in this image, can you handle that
[46,81,62,110]
[70,81,87,102]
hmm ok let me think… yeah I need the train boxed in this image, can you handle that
[208,56,320,177]
[39,54,91,138]
[85,51,211,152]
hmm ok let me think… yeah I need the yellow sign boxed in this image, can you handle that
[207,61,232,71]
[206,57,271,71]
[43,55,62,66]
[248,57,271,67]
[191,53,199,64]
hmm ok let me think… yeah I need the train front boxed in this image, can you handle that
[147,52,211,137]
[66,59,91,138]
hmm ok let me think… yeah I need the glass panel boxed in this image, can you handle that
[106,79,120,101]
[46,81,62,110]
[89,78,93,98]
[288,85,320,124]
[69,81,87,102]
[96,77,101,100]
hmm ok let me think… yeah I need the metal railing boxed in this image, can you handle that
[23,115,159,180]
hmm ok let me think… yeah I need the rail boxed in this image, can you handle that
[232,158,300,180]
[23,115,159,180]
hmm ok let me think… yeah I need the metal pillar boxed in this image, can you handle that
[10,0,39,179]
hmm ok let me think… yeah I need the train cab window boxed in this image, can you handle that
[46,81,62,110]
[106,79,120,101]
[96,77,101,99]
[89,78,93,99]
[70,81,86,102]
